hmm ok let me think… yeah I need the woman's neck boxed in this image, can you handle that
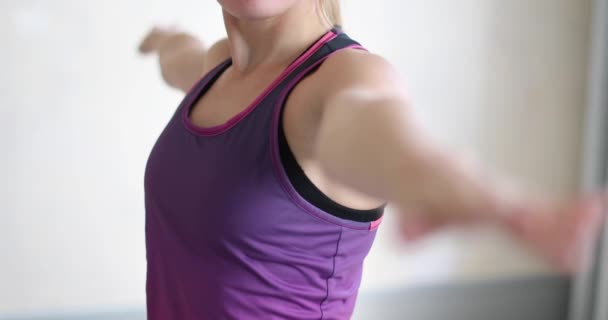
[222,3,331,74]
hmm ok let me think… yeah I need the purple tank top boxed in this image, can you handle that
[144,28,383,319]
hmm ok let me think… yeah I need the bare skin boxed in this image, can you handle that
[138,1,606,273]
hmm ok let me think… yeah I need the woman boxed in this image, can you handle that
[138,1,604,319]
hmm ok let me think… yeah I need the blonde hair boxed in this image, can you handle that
[319,0,342,27]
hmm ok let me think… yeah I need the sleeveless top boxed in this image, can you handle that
[143,28,385,320]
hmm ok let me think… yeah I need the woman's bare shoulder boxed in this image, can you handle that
[314,48,407,100]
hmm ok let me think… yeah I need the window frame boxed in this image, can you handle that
[568,0,608,319]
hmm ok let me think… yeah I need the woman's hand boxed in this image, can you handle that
[137,26,208,92]
[397,193,606,274]
[503,194,605,273]
[138,26,178,54]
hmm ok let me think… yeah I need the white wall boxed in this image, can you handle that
[0,0,591,315]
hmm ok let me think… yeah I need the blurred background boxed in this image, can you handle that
[1,0,606,319]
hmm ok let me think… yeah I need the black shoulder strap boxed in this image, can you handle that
[286,28,362,80]
[274,30,385,223]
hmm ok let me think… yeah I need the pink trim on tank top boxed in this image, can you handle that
[369,216,383,231]
[182,30,338,137]
[269,44,380,231]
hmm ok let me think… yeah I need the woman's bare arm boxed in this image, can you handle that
[314,50,604,271]
[138,26,230,92]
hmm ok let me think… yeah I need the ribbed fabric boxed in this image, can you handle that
[144,28,384,319]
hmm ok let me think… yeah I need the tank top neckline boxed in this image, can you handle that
[181,28,340,137]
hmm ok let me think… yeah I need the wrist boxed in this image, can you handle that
[495,194,549,236]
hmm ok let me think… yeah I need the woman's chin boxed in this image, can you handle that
[218,0,297,20]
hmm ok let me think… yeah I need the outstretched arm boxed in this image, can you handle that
[314,50,605,272]
[138,26,230,92]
